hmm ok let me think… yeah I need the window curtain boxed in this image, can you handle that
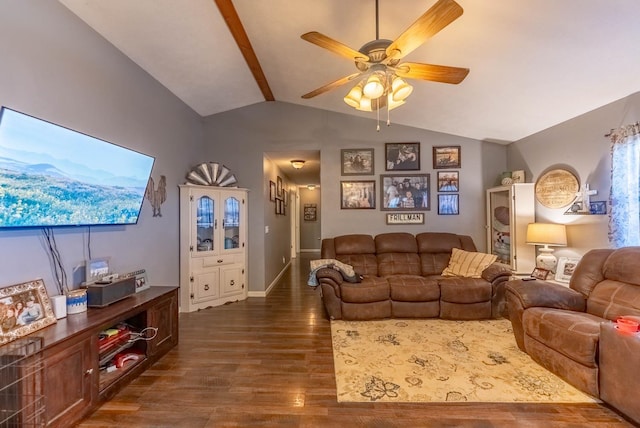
[608,123,640,247]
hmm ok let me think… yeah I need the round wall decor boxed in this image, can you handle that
[535,169,579,208]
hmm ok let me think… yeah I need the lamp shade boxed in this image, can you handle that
[526,223,567,246]
[363,74,384,99]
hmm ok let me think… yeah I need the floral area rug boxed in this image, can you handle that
[331,318,598,403]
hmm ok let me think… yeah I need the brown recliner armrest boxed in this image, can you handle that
[481,263,512,282]
[506,280,586,311]
[506,279,586,351]
[316,267,343,294]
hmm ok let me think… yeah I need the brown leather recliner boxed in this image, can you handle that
[505,246,640,399]
[316,232,511,320]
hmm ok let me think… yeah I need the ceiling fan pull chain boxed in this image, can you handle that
[375,0,379,40]
[376,98,380,132]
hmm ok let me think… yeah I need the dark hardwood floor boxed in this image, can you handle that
[79,253,634,427]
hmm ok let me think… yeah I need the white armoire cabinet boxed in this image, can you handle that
[486,183,535,275]
[179,185,248,312]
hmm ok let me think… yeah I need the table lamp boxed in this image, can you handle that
[526,223,567,272]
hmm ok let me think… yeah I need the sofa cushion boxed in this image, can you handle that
[375,232,418,253]
[417,232,477,276]
[339,276,389,303]
[378,253,421,276]
[336,254,379,276]
[522,308,602,368]
[387,275,439,301]
[441,248,497,278]
[439,278,491,303]
[587,279,640,320]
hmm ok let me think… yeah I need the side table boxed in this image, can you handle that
[599,321,640,424]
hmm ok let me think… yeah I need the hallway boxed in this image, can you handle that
[79,253,631,427]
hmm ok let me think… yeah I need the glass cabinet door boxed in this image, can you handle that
[195,195,215,253]
[222,196,240,250]
[487,188,512,267]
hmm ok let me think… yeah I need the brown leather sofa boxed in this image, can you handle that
[316,232,511,320]
[505,247,640,406]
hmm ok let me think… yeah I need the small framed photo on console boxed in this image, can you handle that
[531,267,550,280]
[85,257,111,284]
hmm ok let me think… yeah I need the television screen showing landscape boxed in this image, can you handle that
[0,107,155,228]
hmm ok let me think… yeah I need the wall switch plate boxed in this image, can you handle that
[265,226,269,233]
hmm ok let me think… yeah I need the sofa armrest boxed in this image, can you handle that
[506,280,586,311]
[316,267,344,295]
[481,263,512,282]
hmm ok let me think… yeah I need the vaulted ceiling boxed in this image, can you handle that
[59,0,640,145]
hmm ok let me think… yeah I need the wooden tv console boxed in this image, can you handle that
[34,286,178,427]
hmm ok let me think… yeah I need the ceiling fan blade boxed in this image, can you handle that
[302,73,363,99]
[386,0,463,61]
[395,62,469,84]
[301,31,370,63]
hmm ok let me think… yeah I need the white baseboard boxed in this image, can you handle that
[300,249,320,253]
[248,260,291,298]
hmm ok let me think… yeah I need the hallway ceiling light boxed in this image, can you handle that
[291,160,306,169]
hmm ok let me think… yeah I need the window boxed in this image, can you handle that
[609,128,640,247]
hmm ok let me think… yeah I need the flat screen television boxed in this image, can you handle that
[0,107,155,229]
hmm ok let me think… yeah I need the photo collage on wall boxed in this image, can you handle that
[339,144,462,221]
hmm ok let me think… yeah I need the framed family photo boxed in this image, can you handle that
[380,174,430,211]
[531,267,551,280]
[340,181,375,209]
[341,148,374,175]
[433,145,461,169]
[269,180,276,201]
[0,279,56,345]
[385,143,420,171]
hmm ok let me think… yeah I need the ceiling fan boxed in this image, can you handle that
[300,0,469,113]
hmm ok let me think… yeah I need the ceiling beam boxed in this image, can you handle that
[214,0,275,101]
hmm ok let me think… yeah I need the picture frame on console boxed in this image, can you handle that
[380,174,430,211]
[0,279,56,345]
[555,257,581,283]
[531,267,551,280]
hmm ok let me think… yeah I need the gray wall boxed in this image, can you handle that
[0,2,202,295]
[299,187,321,251]
[507,92,640,258]
[202,102,504,291]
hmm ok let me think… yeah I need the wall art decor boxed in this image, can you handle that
[269,180,276,202]
[437,171,459,192]
[380,174,430,211]
[276,176,283,198]
[385,213,425,225]
[437,193,459,215]
[145,175,167,217]
[535,168,579,208]
[304,204,317,221]
[0,279,56,345]
[433,146,461,169]
[341,148,374,175]
[340,181,375,209]
[385,143,420,171]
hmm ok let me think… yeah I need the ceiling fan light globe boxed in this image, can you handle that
[363,75,384,99]
[387,93,405,111]
[343,85,363,108]
[392,77,413,102]
[356,96,373,112]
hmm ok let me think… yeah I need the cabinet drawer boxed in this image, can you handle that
[198,254,243,268]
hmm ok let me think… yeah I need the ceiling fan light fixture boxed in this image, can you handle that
[363,74,384,99]
[391,76,413,102]
[343,84,363,108]
[290,160,306,169]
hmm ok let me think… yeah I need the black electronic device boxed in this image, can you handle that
[86,277,136,308]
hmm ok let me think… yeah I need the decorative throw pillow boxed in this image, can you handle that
[441,248,497,278]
